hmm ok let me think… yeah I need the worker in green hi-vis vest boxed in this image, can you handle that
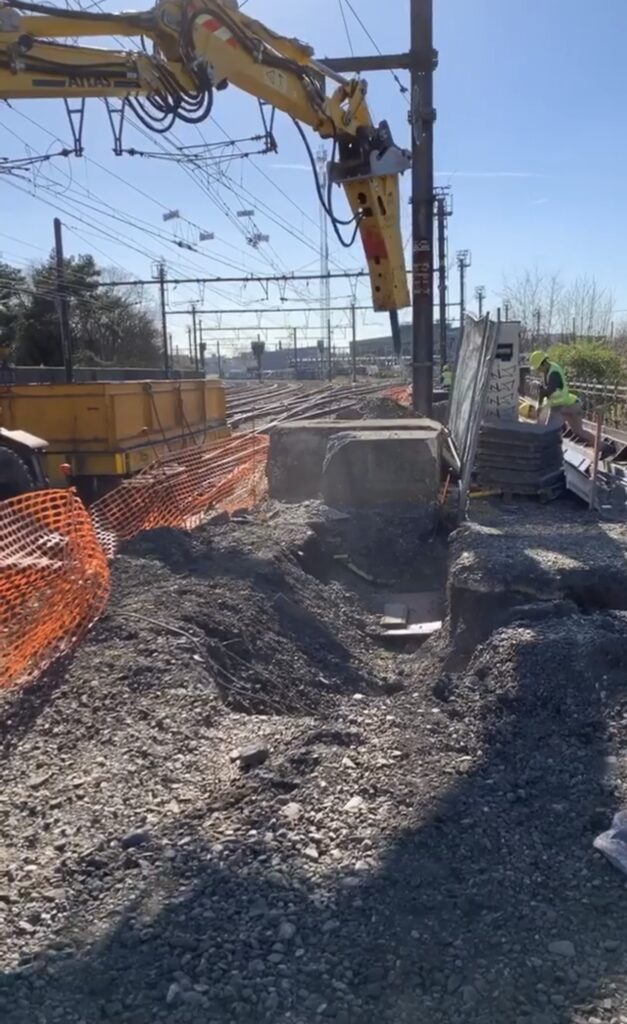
[441,364,453,389]
[529,350,594,445]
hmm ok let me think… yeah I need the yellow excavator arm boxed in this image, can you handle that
[0,0,410,316]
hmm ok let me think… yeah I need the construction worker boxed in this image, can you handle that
[441,364,453,389]
[529,350,594,445]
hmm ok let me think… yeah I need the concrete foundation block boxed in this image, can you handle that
[267,418,441,502]
[321,429,441,508]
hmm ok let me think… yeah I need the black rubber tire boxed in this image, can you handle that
[0,446,35,502]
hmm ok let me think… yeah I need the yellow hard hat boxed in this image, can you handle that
[529,350,548,371]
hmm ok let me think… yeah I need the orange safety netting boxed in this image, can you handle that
[1,431,269,690]
[91,432,269,557]
[0,489,110,689]
[384,385,412,408]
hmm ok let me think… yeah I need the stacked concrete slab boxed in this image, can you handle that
[475,419,564,497]
[267,418,442,509]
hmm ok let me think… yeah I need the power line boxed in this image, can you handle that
[338,0,355,57]
[4,105,280,280]
[104,270,371,287]
[342,0,409,98]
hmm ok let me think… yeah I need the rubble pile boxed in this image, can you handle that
[2,501,627,1023]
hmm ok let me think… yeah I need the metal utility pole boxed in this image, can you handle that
[293,326,298,377]
[475,285,486,317]
[410,0,436,415]
[53,218,73,383]
[153,261,169,378]
[504,302,510,321]
[321,15,440,398]
[186,325,193,364]
[251,334,265,381]
[216,335,222,378]
[198,319,205,375]
[533,308,541,346]
[317,338,325,380]
[434,187,452,368]
[456,250,472,332]
[327,318,333,382]
[351,303,358,384]
[191,304,199,372]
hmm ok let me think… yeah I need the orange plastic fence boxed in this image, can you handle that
[91,432,269,557]
[384,385,412,408]
[0,489,110,689]
[1,431,269,689]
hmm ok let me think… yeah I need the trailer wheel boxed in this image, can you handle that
[0,446,35,502]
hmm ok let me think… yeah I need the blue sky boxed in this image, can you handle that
[2,0,627,355]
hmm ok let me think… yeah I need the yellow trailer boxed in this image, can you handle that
[0,378,230,500]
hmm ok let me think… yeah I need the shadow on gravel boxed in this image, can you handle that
[3,615,627,1024]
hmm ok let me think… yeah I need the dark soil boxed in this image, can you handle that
[1,498,627,1024]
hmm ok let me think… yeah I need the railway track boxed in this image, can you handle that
[225,380,403,430]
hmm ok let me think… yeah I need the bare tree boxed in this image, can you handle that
[558,275,614,340]
[501,269,563,348]
[501,269,613,347]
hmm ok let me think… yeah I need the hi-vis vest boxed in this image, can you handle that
[442,367,453,387]
[545,361,578,407]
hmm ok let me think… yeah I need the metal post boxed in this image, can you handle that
[475,286,486,317]
[456,251,471,339]
[216,336,222,378]
[187,325,193,363]
[504,302,510,321]
[198,319,205,376]
[327,317,333,382]
[293,326,298,377]
[191,304,199,372]
[533,308,541,346]
[589,413,603,512]
[410,0,435,415]
[351,303,358,384]
[435,195,447,368]
[157,262,169,379]
[53,217,73,383]
[317,339,325,379]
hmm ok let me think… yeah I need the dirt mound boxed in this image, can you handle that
[111,517,388,714]
[447,506,627,658]
[353,395,412,420]
[443,612,627,738]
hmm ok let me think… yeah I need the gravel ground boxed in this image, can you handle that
[2,497,627,1024]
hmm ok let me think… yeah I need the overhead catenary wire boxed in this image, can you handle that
[341,0,409,99]
[337,0,355,57]
[2,109,290,289]
[2,0,366,276]
[6,104,282,278]
[0,0,392,320]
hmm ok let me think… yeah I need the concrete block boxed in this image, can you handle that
[321,429,441,509]
[267,418,441,502]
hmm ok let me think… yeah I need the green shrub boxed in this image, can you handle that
[548,341,625,386]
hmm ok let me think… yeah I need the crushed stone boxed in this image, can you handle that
[1,497,627,1023]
